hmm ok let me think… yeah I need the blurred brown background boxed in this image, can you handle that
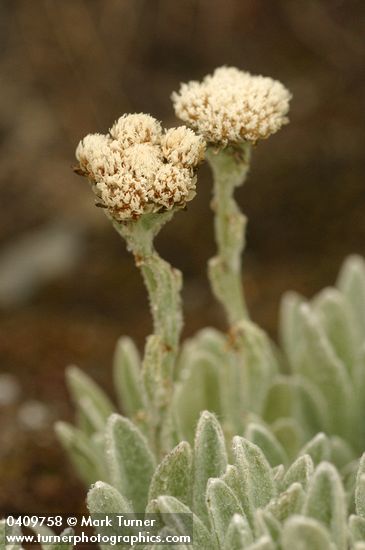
[0,0,364,515]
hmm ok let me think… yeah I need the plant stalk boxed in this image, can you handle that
[206,143,251,326]
[113,212,182,453]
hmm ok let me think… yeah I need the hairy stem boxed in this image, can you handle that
[207,144,251,326]
[113,213,182,453]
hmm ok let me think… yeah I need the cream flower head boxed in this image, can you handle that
[75,113,205,221]
[172,66,291,145]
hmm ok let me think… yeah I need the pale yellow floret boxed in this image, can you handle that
[110,113,162,148]
[172,66,291,145]
[122,143,163,180]
[152,164,197,210]
[76,133,119,179]
[75,114,205,221]
[161,127,206,168]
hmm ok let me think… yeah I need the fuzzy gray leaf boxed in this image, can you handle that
[282,516,333,550]
[173,350,222,444]
[55,421,106,485]
[106,414,156,512]
[337,255,365,337]
[279,291,305,368]
[267,482,305,522]
[271,417,303,460]
[87,481,134,549]
[156,495,217,550]
[294,305,353,437]
[206,478,247,547]
[349,515,365,543]
[304,462,347,549]
[193,411,228,525]
[299,433,331,465]
[224,514,253,549]
[313,288,359,376]
[113,336,146,418]
[282,454,314,491]
[255,509,282,541]
[232,436,276,525]
[330,436,356,469]
[66,366,114,434]
[356,454,365,518]
[246,422,288,467]
[233,320,278,414]
[148,441,193,506]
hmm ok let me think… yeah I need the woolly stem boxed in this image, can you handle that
[206,143,251,326]
[113,212,182,453]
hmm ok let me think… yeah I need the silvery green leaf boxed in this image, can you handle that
[88,489,132,532]
[77,395,108,433]
[294,305,353,436]
[245,535,275,550]
[313,288,359,375]
[255,509,281,541]
[221,464,245,504]
[193,411,227,525]
[232,436,276,524]
[281,516,333,550]
[349,515,365,543]
[113,336,146,417]
[304,462,347,550]
[271,417,303,460]
[267,482,305,522]
[245,422,288,467]
[356,454,365,518]
[173,350,221,444]
[219,348,247,437]
[264,376,329,437]
[148,441,193,506]
[356,475,365,520]
[299,433,331,465]
[232,320,278,414]
[87,481,134,548]
[55,421,105,485]
[294,377,331,436]
[106,414,156,512]
[66,365,114,433]
[337,255,365,337]
[156,496,217,550]
[206,478,246,547]
[343,459,359,514]
[282,454,314,491]
[263,376,293,422]
[330,436,355,469]
[192,327,227,360]
[279,291,305,367]
[224,514,253,549]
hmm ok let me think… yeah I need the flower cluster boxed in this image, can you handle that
[172,66,291,145]
[76,114,205,221]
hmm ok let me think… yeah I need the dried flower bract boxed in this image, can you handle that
[172,66,291,145]
[76,114,205,221]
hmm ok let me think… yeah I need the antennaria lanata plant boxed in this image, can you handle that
[5,66,364,549]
